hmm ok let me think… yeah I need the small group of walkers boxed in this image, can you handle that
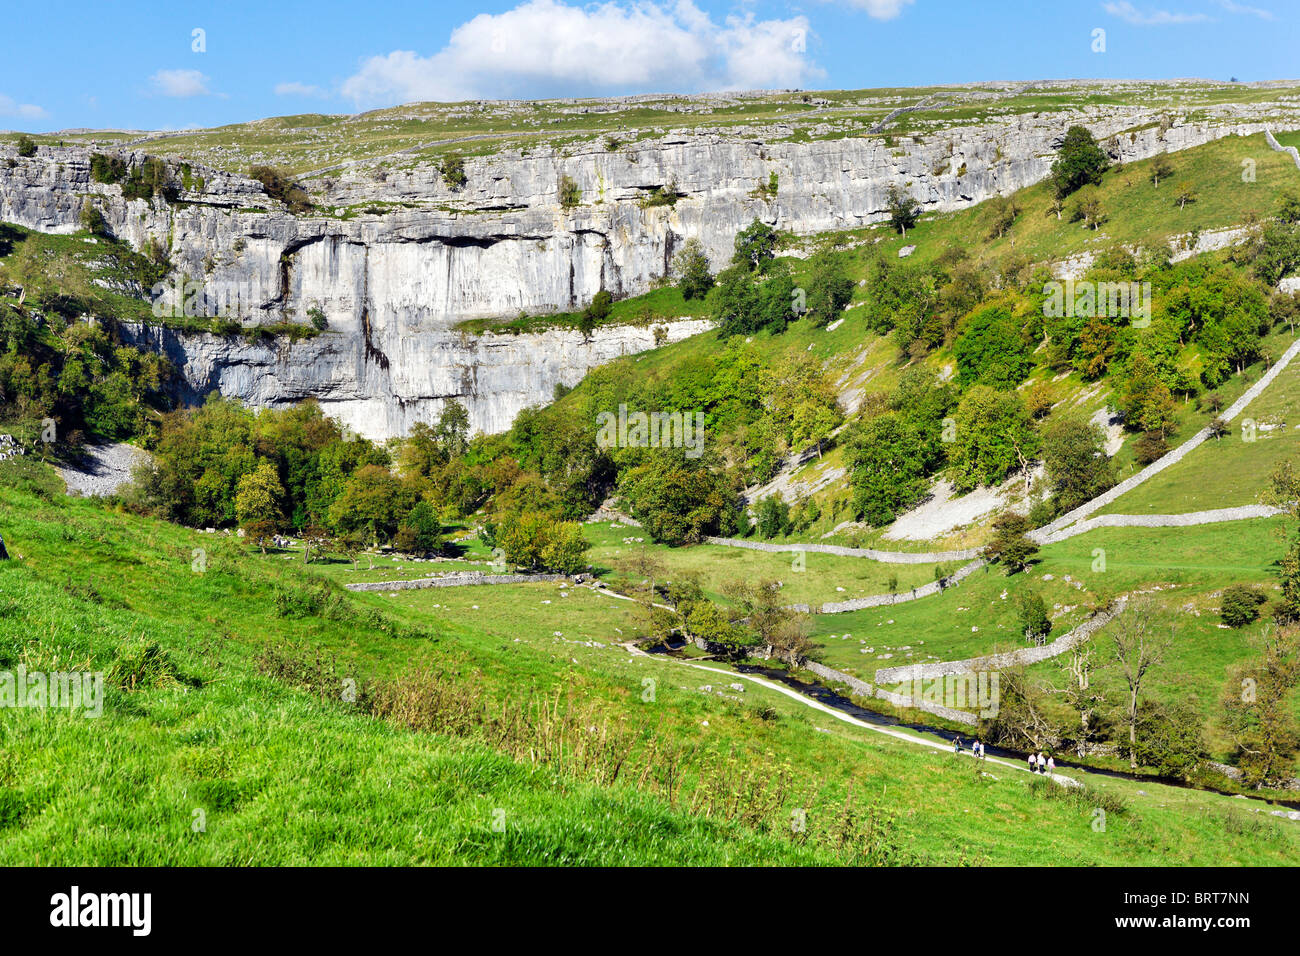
[952,738,1056,775]
[952,737,986,759]
[1028,751,1056,775]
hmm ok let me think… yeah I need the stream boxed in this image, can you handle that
[647,642,1300,813]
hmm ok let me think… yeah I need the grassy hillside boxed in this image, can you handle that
[515,131,1300,551]
[2,458,1298,864]
[854,131,1300,268]
[807,517,1296,741]
[1097,347,1300,515]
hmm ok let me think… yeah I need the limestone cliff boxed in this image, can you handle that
[1,92,1296,439]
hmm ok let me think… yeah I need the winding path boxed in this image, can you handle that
[626,642,1082,788]
[627,640,1300,818]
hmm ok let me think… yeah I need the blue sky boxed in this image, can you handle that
[1,0,1294,132]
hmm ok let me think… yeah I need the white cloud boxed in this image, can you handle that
[1217,0,1274,19]
[840,0,915,19]
[1102,2,1211,24]
[0,94,47,119]
[274,81,329,98]
[340,0,822,107]
[148,69,212,98]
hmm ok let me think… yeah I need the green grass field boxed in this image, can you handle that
[581,521,942,607]
[1099,340,1300,515]
[3,459,1298,865]
[804,516,1295,763]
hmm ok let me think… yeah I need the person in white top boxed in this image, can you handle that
[1047,755,1056,774]
[1028,753,1036,772]
[1036,752,1047,774]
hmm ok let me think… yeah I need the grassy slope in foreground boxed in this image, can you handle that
[1,462,1297,865]
[0,463,830,866]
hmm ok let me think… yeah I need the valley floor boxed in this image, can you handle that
[2,456,1297,865]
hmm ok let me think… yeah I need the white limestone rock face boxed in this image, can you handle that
[1,98,1296,439]
[119,318,714,439]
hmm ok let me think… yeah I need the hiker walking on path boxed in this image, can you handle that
[953,737,962,755]
[1036,752,1047,774]
[1047,755,1056,774]
[1028,752,1036,773]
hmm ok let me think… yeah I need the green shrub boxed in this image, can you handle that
[804,255,854,328]
[78,201,108,236]
[953,305,1032,388]
[89,153,127,184]
[439,154,467,190]
[619,454,731,546]
[673,238,713,301]
[121,157,178,203]
[15,135,36,158]
[0,458,63,501]
[1041,415,1115,512]
[755,496,790,539]
[558,174,582,210]
[395,501,443,554]
[496,511,589,574]
[983,512,1040,574]
[1050,125,1108,198]
[1017,590,1053,644]
[1134,430,1170,465]
[249,165,312,214]
[577,289,613,340]
[642,179,681,207]
[1220,585,1266,628]
[886,184,920,235]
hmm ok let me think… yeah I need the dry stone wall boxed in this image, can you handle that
[873,600,1127,685]
[345,571,567,592]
